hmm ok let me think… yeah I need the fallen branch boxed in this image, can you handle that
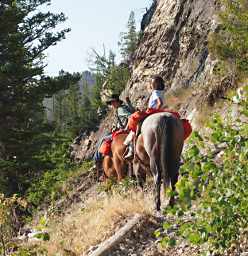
[88,214,143,256]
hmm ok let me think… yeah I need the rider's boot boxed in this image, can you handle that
[123,143,134,160]
[123,130,135,160]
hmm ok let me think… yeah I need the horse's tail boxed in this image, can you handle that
[157,115,174,188]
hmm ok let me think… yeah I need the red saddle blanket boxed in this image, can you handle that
[182,119,192,140]
[99,130,128,155]
[128,108,192,140]
[112,129,128,139]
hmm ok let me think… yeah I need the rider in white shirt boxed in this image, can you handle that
[123,75,165,159]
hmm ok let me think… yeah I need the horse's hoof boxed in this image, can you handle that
[154,210,164,219]
[99,175,106,182]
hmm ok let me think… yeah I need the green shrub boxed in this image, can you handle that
[97,177,137,195]
[26,168,69,206]
[26,160,93,208]
[12,246,48,256]
[161,86,248,254]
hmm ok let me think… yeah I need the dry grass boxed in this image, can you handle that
[38,189,154,255]
[193,82,243,128]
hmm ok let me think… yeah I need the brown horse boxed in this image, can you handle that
[102,133,131,181]
[133,112,184,211]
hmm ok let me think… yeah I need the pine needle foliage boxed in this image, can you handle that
[118,11,140,62]
[0,0,80,195]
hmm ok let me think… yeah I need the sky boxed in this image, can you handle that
[44,0,153,76]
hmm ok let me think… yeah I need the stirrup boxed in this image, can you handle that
[123,152,134,160]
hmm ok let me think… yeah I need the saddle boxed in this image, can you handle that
[131,108,192,141]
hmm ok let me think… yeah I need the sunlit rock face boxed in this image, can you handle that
[124,0,218,109]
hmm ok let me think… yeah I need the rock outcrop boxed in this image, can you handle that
[124,0,219,112]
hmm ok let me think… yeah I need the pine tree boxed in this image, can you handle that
[90,48,116,77]
[119,11,139,62]
[107,65,130,95]
[80,81,98,132]
[66,83,82,132]
[91,73,105,110]
[53,90,67,131]
[0,0,80,193]
[90,49,130,95]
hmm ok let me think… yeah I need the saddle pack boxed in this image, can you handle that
[98,130,128,155]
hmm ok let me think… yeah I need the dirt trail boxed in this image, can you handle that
[86,213,199,256]
[28,169,199,256]
[70,172,199,256]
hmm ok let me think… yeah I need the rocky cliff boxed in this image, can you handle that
[124,0,220,114]
[71,0,225,161]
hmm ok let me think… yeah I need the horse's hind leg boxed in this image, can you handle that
[150,150,161,211]
[155,173,162,211]
[128,162,135,179]
[103,156,116,180]
[168,161,180,206]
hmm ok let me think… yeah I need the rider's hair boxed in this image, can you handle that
[152,75,165,90]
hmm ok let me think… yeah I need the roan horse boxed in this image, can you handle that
[133,112,184,211]
[102,133,131,181]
